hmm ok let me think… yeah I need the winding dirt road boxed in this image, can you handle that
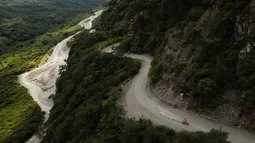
[19,10,102,143]
[18,8,255,143]
[103,46,255,143]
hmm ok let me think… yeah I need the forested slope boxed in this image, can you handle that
[42,30,229,143]
[0,0,103,53]
[1,0,253,142]
[0,0,103,142]
[94,0,255,132]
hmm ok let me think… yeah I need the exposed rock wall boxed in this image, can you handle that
[151,0,255,132]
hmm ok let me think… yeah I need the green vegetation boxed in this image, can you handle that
[0,23,85,143]
[0,0,104,53]
[93,0,255,131]
[1,0,253,141]
[0,25,82,76]
[95,0,208,53]
[0,0,103,142]
[145,0,255,122]
[169,0,252,109]
[95,0,253,109]
[238,50,255,111]
[0,76,44,143]
[43,30,229,143]
[93,0,210,87]
[196,78,218,105]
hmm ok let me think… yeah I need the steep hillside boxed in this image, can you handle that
[150,0,255,132]
[0,0,103,53]
[1,0,253,142]
[94,0,255,132]
[42,30,229,143]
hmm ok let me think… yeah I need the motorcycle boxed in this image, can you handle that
[181,118,189,126]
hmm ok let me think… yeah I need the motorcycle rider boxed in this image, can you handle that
[182,118,188,124]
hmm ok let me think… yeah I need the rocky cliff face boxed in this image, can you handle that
[151,0,255,132]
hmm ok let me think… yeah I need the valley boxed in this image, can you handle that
[0,1,103,142]
[1,0,255,143]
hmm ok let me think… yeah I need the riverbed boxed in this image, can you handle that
[19,10,102,143]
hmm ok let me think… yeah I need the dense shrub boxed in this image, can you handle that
[196,78,218,101]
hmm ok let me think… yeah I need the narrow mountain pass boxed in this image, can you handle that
[103,46,255,143]
[18,10,103,143]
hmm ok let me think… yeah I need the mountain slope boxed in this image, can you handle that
[0,0,103,53]
[42,30,229,143]
[94,0,255,132]
[0,1,103,143]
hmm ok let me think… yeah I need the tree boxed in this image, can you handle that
[197,78,217,101]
